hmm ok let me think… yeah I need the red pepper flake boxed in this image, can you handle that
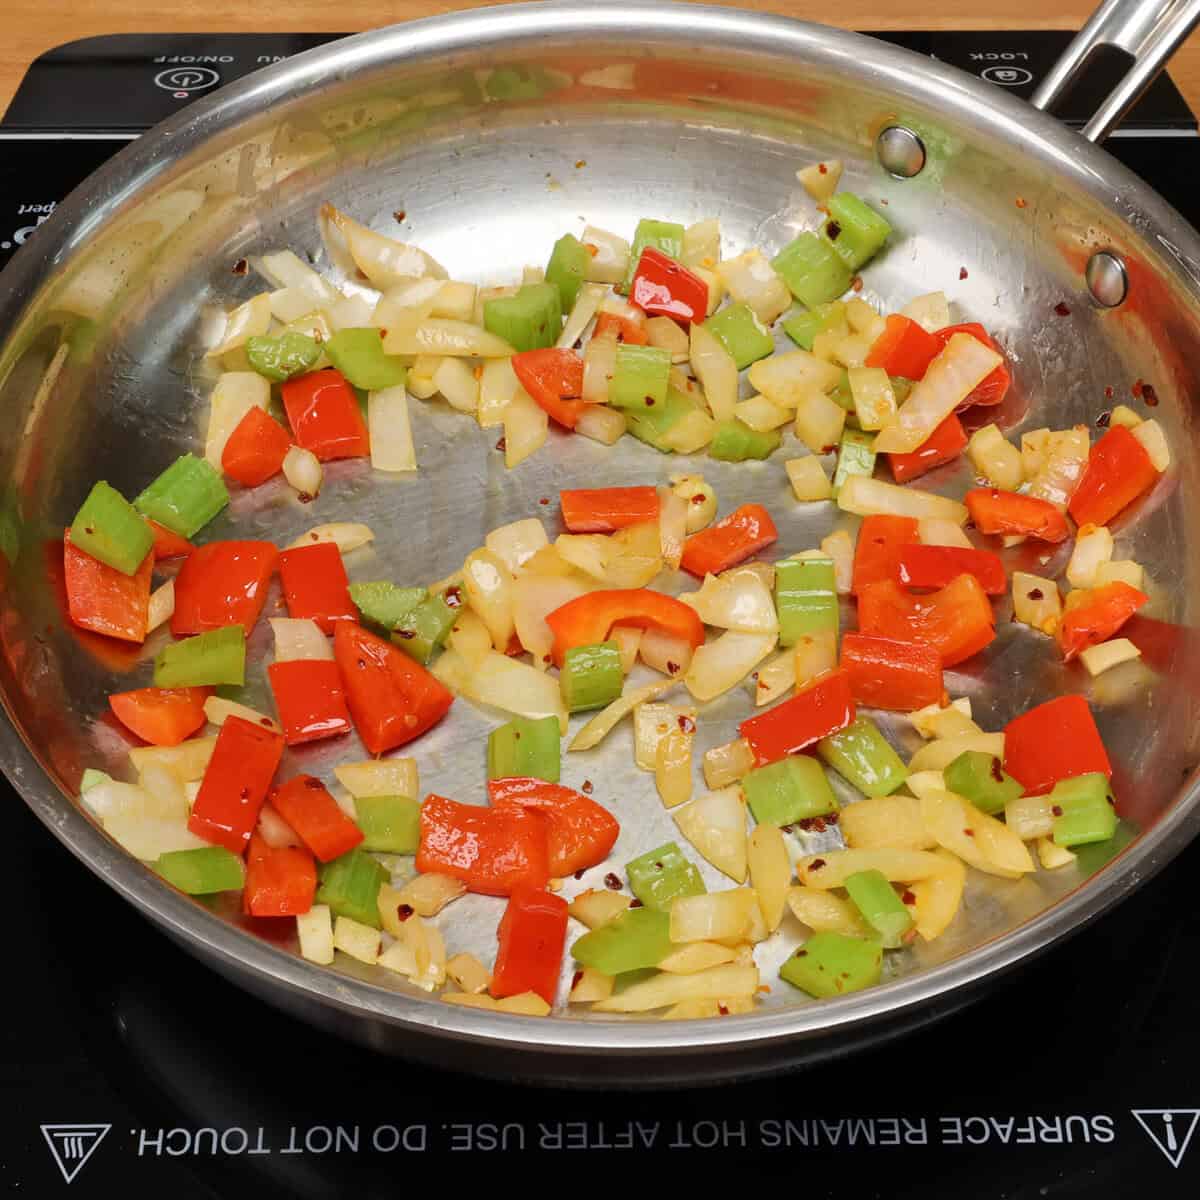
[691,492,707,505]
[574,159,587,169]
[809,857,826,871]
[818,162,828,175]
[990,758,1005,783]
[794,949,808,958]
[395,628,415,639]
[826,220,842,242]
[543,654,553,664]
[666,661,680,675]
[963,828,976,838]
[1131,379,1144,397]
[585,243,598,258]
[393,209,406,223]
[821,444,838,455]
[297,492,313,504]
[304,777,324,789]
[678,714,696,734]
[231,258,249,275]
[1096,410,1111,428]
[1052,805,1063,817]
[798,815,827,833]
[603,872,622,891]
[239,787,250,801]
[1143,383,1158,406]
[629,898,643,908]
[851,276,864,292]
[582,780,594,794]
[1054,302,1071,317]
[495,437,507,452]
[1027,588,1044,601]
[573,869,586,881]
[571,970,583,988]
[959,267,969,280]
[259,717,273,727]
[1104,385,1115,399]
[879,198,889,206]
[396,904,414,922]
[1015,197,1027,209]
[644,396,656,406]
[901,889,916,905]
[718,1003,730,1016]
[538,496,550,505]
[444,586,463,608]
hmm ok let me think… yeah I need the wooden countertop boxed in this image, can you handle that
[3,1,1199,120]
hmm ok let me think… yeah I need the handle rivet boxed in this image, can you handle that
[1086,251,1128,308]
[876,126,926,178]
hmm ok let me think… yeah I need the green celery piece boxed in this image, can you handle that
[571,908,673,975]
[742,755,837,826]
[626,841,706,910]
[626,386,698,452]
[487,715,561,783]
[781,301,847,351]
[833,428,877,493]
[844,869,913,949]
[391,593,458,664]
[545,233,590,311]
[619,218,686,294]
[561,641,624,713]
[349,581,426,631]
[779,932,883,998]
[80,768,113,794]
[705,303,774,368]
[324,328,407,391]
[709,418,780,462]
[483,283,561,352]
[1050,772,1118,848]
[772,233,852,307]
[134,454,229,538]
[246,332,321,382]
[71,481,154,575]
[316,846,389,928]
[154,625,246,688]
[354,795,421,854]
[609,343,671,411]
[774,558,838,648]
[156,846,246,895]
[824,192,892,271]
[818,716,907,797]
[944,750,1024,816]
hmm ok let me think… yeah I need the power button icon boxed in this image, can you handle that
[981,66,1034,86]
[154,67,221,98]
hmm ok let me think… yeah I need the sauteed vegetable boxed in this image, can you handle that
[70,158,1169,1018]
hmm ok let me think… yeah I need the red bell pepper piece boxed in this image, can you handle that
[559,486,660,533]
[887,414,968,484]
[170,540,278,637]
[1067,425,1159,528]
[188,715,285,854]
[271,773,364,862]
[839,633,944,712]
[545,588,704,667]
[1057,581,1148,662]
[740,668,856,767]
[851,514,919,596]
[416,793,549,896]
[592,312,649,345]
[628,247,709,324]
[146,520,194,561]
[221,406,292,487]
[488,777,620,876]
[510,348,587,429]
[679,503,778,577]
[490,885,569,1004]
[932,323,1010,409]
[856,575,996,667]
[277,542,356,634]
[63,529,152,643]
[243,831,317,917]
[964,488,1070,544]
[281,368,370,462]
[896,543,1007,595]
[1003,694,1112,795]
[864,314,942,380]
[332,621,453,754]
[108,686,211,746]
[267,658,353,745]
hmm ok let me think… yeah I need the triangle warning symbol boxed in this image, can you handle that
[40,1124,111,1184]
[1131,1109,1200,1169]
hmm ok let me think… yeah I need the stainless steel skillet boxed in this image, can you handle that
[1,0,1199,1086]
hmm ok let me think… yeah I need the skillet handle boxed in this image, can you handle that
[1030,0,1200,142]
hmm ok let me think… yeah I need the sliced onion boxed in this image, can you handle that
[702,737,755,789]
[204,371,270,467]
[785,455,832,502]
[670,474,717,532]
[634,701,693,769]
[639,626,695,677]
[655,726,694,809]
[716,250,790,324]
[792,630,838,688]
[253,250,341,306]
[207,293,272,358]
[682,218,721,270]
[462,548,515,651]
[558,282,606,349]
[334,758,418,799]
[837,473,968,525]
[908,849,967,940]
[581,225,630,285]
[128,736,217,784]
[503,389,547,468]
[485,518,549,575]
[787,887,869,936]
[899,290,950,332]
[463,650,567,732]
[432,356,479,413]
[446,951,492,995]
[283,445,323,499]
[604,520,663,589]
[749,349,843,408]
[908,732,1004,773]
[374,278,443,322]
[555,533,614,582]
[1012,571,1062,635]
[582,336,617,404]
[610,624,643,674]
[657,942,735,975]
[873,333,1003,454]
[796,847,947,889]
[1066,525,1114,588]
[646,315,691,362]
[569,679,678,752]
[661,408,715,454]
[684,630,776,702]
[1079,637,1141,678]
[919,789,1033,878]
[478,358,519,428]
[796,159,843,203]
[1004,793,1054,840]
[568,888,632,929]
[147,579,175,634]
[319,203,445,287]
[673,788,749,883]
[324,292,375,332]
[286,522,375,553]
[838,793,933,851]
[257,803,302,848]
[918,517,972,549]
[670,889,757,944]
[447,608,493,667]
[575,404,626,445]
[513,573,591,669]
[269,286,323,323]
[689,322,737,420]
[750,647,795,706]
[270,617,333,662]
[735,394,791,432]
[680,569,777,635]
[203,695,280,733]
[659,488,687,570]
[747,823,791,932]
[908,696,972,739]
[1027,425,1089,510]
[592,964,758,1013]
[793,388,846,453]
[382,315,512,358]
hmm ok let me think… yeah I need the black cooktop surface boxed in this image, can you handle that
[1,29,1198,1196]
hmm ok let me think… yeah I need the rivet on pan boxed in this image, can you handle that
[1086,251,1128,308]
[875,126,926,179]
